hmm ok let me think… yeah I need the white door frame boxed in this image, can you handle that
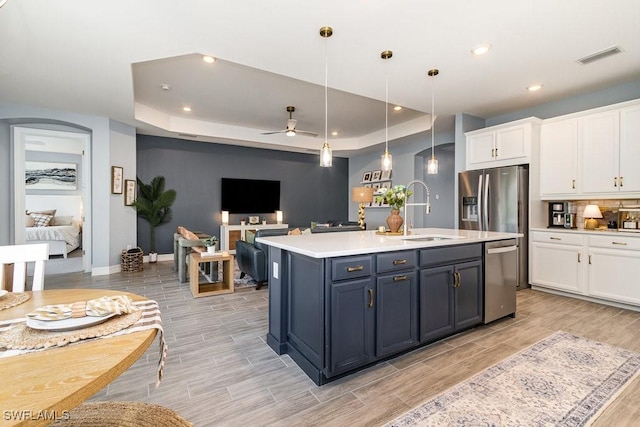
[13,126,92,273]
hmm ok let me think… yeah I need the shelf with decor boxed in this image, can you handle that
[360,169,393,208]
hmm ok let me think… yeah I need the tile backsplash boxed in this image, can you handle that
[569,199,640,229]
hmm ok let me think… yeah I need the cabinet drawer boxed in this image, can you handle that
[588,235,640,250]
[420,244,481,267]
[331,255,373,281]
[376,250,416,274]
[531,231,583,246]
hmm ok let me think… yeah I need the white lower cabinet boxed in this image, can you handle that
[587,235,640,306]
[531,230,640,308]
[531,231,585,295]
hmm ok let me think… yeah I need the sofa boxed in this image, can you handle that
[235,224,361,290]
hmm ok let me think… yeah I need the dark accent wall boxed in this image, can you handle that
[136,135,349,254]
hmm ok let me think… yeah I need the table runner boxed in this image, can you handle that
[0,299,167,387]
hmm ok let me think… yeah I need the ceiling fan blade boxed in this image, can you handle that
[260,130,287,135]
[296,130,319,137]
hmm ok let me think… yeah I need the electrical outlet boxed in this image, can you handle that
[273,262,279,279]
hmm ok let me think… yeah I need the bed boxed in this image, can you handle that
[25,222,82,258]
[25,195,82,258]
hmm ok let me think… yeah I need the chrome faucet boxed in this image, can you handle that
[403,180,431,236]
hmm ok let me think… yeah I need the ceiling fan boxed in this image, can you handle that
[261,106,318,137]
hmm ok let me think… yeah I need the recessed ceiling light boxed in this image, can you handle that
[393,105,402,111]
[160,84,171,91]
[331,131,338,136]
[202,55,215,64]
[183,106,192,112]
[527,84,543,92]
[471,44,491,55]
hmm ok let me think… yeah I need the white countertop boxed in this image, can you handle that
[256,228,523,258]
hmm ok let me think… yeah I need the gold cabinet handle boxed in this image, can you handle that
[491,148,495,158]
[572,179,575,189]
[589,255,592,265]
[392,259,407,265]
[368,289,374,307]
[452,272,461,288]
[614,177,617,187]
[347,265,364,272]
[578,253,581,263]
[612,241,628,246]
[620,176,623,187]
[393,275,407,282]
[495,148,498,158]
[550,237,561,240]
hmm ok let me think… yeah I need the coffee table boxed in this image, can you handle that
[189,251,234,298]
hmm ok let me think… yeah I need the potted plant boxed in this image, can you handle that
[202,235,218,254]
[131,176,176,262]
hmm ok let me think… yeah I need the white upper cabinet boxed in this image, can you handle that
[540,118,578,197]
[580,104,640,197]
[537,99,640,200]
[619,104,640,194]
[466,118,541,171]
[580,110,620,194]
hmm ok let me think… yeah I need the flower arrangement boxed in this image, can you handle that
[375,185,413,210]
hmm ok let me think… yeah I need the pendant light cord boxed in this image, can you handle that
[324,38,328,144]
[431,73,435,160]
[385,73,389,151]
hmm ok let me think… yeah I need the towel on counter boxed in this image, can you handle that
[26,295,137,321]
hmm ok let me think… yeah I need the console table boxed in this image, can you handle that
[220,223,288,254]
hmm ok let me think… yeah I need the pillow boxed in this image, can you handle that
[301,228,312,235]
[245,230,256,245]
[50,215,73,226]
[30,213,53,227]
[288,228,302,235]
[29,209,57,218]
[25,214,36,227]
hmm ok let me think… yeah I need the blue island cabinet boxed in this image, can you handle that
[266,244,483,386]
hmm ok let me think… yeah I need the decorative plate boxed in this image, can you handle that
[26,313,117,332]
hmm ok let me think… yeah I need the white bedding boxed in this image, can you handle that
[25,224,81,254]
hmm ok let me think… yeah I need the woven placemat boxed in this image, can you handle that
[0,309,142,350]
[49,401,192,426]
[0,292,30,311]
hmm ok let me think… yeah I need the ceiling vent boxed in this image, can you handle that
[577,46,622,65]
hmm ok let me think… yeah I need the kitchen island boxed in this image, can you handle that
[256,227,521,385]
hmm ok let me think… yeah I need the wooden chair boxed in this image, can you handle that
[0,243,49,292]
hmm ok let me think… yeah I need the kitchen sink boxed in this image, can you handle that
[400,234,465,242]
[402,236,452,241]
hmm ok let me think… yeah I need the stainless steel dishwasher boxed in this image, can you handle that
[484,239,518,323]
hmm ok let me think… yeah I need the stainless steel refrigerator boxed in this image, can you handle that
[458,165,528,291]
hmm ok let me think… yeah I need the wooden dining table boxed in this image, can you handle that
[0,289,157,427]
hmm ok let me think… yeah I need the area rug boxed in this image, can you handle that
[386,331,640,427]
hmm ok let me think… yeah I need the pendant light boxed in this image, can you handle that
[380,50,393,171]
[319,26,333,167]
[427,69,439,175]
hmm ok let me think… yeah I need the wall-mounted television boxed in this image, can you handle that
[221,178,281,214]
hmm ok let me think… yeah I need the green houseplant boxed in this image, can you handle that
[131,176,176,261]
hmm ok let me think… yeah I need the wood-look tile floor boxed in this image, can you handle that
[46,262,640,426]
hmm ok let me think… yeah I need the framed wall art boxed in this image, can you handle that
[125,179,136,206]
[362,171,372,182]
[25,161,77,190]
[111,166,123,194]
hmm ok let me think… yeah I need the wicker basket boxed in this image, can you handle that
[121,247,144,272]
